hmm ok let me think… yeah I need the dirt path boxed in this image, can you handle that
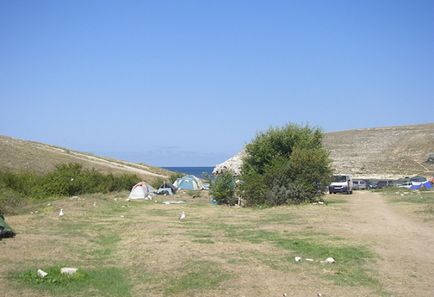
[338,191,434,296]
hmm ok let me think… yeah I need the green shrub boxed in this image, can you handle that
[241,123,332,206]
[210,171,237,205]
[0,163,140,213]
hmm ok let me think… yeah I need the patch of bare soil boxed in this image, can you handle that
[326,191,434,297]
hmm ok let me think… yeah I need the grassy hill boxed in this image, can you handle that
[324,123,434,178]
[0,135,170,183]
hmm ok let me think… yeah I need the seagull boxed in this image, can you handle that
[179,211,186,221]
[59,208,64,217]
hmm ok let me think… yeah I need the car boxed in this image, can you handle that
[329,174,353,194]
[376,180,394,189]
[353,179,367,190]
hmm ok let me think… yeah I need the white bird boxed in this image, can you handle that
[179,211,186,221]
[59,208,64,217]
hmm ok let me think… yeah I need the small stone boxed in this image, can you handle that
[60,267,78,276]
[37,269,48,278]
[294,256,302,262]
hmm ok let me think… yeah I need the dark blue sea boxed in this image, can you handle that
[162,167,214,178]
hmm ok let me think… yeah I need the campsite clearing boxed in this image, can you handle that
[1,191,433,297]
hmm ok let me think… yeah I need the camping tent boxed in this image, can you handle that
[0,214,15,239]
[157,182,177,195]
[128,182,155,200]
[173,175,204,190]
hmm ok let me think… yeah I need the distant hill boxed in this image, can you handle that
[0,135,171,182]
[214,123,434,179]
[324,123,434,179]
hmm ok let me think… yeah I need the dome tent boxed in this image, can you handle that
[0,214,15,239]
[128,182,155,200]
[173,175,204,190]
[157,181,177,195]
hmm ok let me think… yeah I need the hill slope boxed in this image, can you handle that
[214,123,434,179]
[0,135,170,182]
[324,123,434,178]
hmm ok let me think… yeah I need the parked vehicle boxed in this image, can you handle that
[329,175,353,194]
[376,180,394,189]
[353,179,367,190]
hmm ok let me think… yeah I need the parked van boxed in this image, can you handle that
[329,175,353,194]
[353,179,367,190]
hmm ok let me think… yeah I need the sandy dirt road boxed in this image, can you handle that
[332,191,434,297]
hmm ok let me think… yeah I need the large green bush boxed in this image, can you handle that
[240,124,332,206]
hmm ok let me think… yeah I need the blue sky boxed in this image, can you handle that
[1,1,433,166]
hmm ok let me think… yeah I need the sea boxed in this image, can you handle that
[162,167,214,178]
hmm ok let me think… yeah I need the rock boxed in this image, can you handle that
[60,267,78,276]
[294,256,302,262]
[213,149,246,176]
[37,269,48,278]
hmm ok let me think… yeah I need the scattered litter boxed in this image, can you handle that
[37,269,48,278]
[322,257,335,264]
[179,211,186,221]
[126,198,131,202]
[317,293,323,297]
[120,215,124,218]
[283,293,288,297]
[60,267,78,276]
[162,200,186,205]
[93,202,97,207]
[47,203,51,206]
[30,211,34,215]
[294,256,302,262]
[59,208,64,217]
[70,196,79,200]
[305,258,314,262]
[318,201,324,205]
[114,198,118,201]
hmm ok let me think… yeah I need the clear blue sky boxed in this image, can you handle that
[1,1,433,166]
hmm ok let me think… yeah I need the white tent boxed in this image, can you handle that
[128,182,155,200]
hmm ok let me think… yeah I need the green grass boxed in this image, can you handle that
[164,261,230,296]
[14,266,132,297]
[206,222,378,287]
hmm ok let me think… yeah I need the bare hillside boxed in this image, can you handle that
[324,123,434,178]
[0,135,170,182]
[214,123,434,179]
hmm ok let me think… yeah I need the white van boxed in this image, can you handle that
[353,179,367,190]
[329,175,353,194]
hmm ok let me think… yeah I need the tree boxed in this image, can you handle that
[240,123,332,206]
[210,171,237,205]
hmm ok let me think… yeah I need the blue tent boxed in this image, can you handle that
[173,175,203,190]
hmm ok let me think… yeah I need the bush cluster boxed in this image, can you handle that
[240,123,332,206]
[210,171,237,205]
[0,163,140,213]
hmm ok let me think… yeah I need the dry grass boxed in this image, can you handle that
[0,191,392,297]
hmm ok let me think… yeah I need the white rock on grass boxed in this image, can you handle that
[322,257,336,264]
[294,256,302,262]
[60,267,78,276]
[37,269,48,278]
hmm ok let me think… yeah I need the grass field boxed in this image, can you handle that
[2,190,434,296]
